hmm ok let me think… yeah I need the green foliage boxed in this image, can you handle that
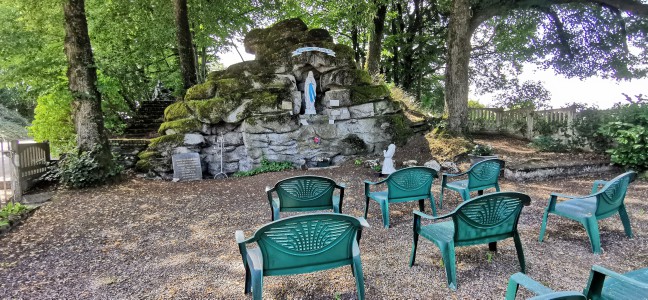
[354,159,363,166]
[372,164,382,172]
[468,100,486,108]
[233,157,293,177]
[0,202,31,226]
[533,115,568,136]
[58,150,123,189]
[0,88,35,120]
[599,98,648,170]
[471,144,494,156]
[529,136,569,153]
[28,82,76,156]
[567,104,613,152]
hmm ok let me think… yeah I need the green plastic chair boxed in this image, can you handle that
[266,175,345,221]
[538,171,637,254]
[235,213,369,300]
[439,158,505,208]
[364,166,438,228]
[505,265,648,299]
[410,191,531,290]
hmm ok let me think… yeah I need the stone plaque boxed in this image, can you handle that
[329,100,340,107]
[172,153,202,181]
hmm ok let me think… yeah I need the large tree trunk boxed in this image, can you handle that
[174,0,197,90]
[63,0,113,164]
[444,0,472,134]
[367,3,388,75]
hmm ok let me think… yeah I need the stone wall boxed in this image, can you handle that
[136,19,409,177]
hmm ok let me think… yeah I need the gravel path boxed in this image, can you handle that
[0,165,646,299]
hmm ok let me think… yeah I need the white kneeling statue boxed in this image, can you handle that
[381,144,396,175]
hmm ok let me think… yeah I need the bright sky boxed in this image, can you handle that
[218,48,648,110]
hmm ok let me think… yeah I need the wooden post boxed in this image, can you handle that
[10,140,21,203]
[526,110,534,140]
[495,108,502,131]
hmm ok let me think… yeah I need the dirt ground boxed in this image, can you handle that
[0,135,646,299]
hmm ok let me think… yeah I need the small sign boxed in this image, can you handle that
[329,100,340,107]
[291,47,336,57]
[172,153,202,181]
[281,101,292,110]
[329,119,335,124]
[300,119,309,126]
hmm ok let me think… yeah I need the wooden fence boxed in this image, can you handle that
[0,140,50,204]
[468,107,577,140]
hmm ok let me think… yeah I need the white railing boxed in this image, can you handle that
[468,107,577,140]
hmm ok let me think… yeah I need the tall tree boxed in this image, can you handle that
[444,0,648,134]
[62,0,113,163]
[367,2,388,75]
[174,0,197,91]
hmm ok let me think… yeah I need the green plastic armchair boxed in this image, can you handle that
[505,265,648,299]
[266,175,345,221]
[538,171,637,254]
[439,158,505,208]
[235,213,369,300]
[364,166,438,228]
[410,191,531,290]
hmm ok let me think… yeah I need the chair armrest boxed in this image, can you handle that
[357,217,370,228]
[442,171,467,179]
[506,272,555,298]
[364,179,386,196]
[592,265,648,288]
[550,192,585,199]
[235,230,247,244]
[591,180,608,194]
[585,265,648,298]
[413,209,452,221]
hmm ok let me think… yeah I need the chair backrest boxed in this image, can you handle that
[452,192,531,245]
[274,176,336,211]
[467,159,505,190]
[386,167,437,200]
[253,213,362,275]
[595,171,637,217]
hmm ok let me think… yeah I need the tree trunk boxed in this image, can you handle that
[444,0,472,134]
[367,3,388,75]
[174,0,197,90]
[62,0,112,164]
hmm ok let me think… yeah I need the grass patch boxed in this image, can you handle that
[233,157,293,177]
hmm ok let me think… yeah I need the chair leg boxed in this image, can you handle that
[364,196,370,219]
[429,195,437,217]
[439,186,444,209]
[409,229,419,267]
[495,183,501,192]
[380,200,390,228]
[461,190,470,202]
[244,264,251,294]
[478,190,484,196]
[513,232,526,273]
[440,242,458,290]
[251,268,263,300]
[353,255,366,300]
[418,199,425,213]
[583,217,602,254]
[488,242,497,252]
[619,205,633,238]
[504,277,521,300]
[538,209,550,242]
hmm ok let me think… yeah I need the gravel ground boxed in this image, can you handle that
[0,163,646,299]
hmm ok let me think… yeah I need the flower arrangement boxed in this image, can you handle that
[471,143,494,156]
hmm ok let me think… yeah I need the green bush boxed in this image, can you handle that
[598,99,648,170]
[58,149,123,188]
[569,106,613,153]
[529,136,569,152]
[0,202,30,226]
[233,157,293,177]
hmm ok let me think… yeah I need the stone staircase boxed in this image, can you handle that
[122,100,174,138]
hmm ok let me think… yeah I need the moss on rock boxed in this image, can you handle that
[350,84,390,105]
[185,81,217,100]
[158,117,202,135]
[135,158,152,171]
[138,150,159,160]
[380,114,412,146]
[148,134,184,150]
[164,102,192,121]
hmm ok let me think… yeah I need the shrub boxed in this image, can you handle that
[58,149,123,189]
[0,202,30,226]
[529,136,569,152]
[471,143,494,156]
[598,98,648,170]
[233,157,293,177]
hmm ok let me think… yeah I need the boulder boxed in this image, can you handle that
[441,161,460,174]
[403,160,418,168]
[424,160,441,172]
